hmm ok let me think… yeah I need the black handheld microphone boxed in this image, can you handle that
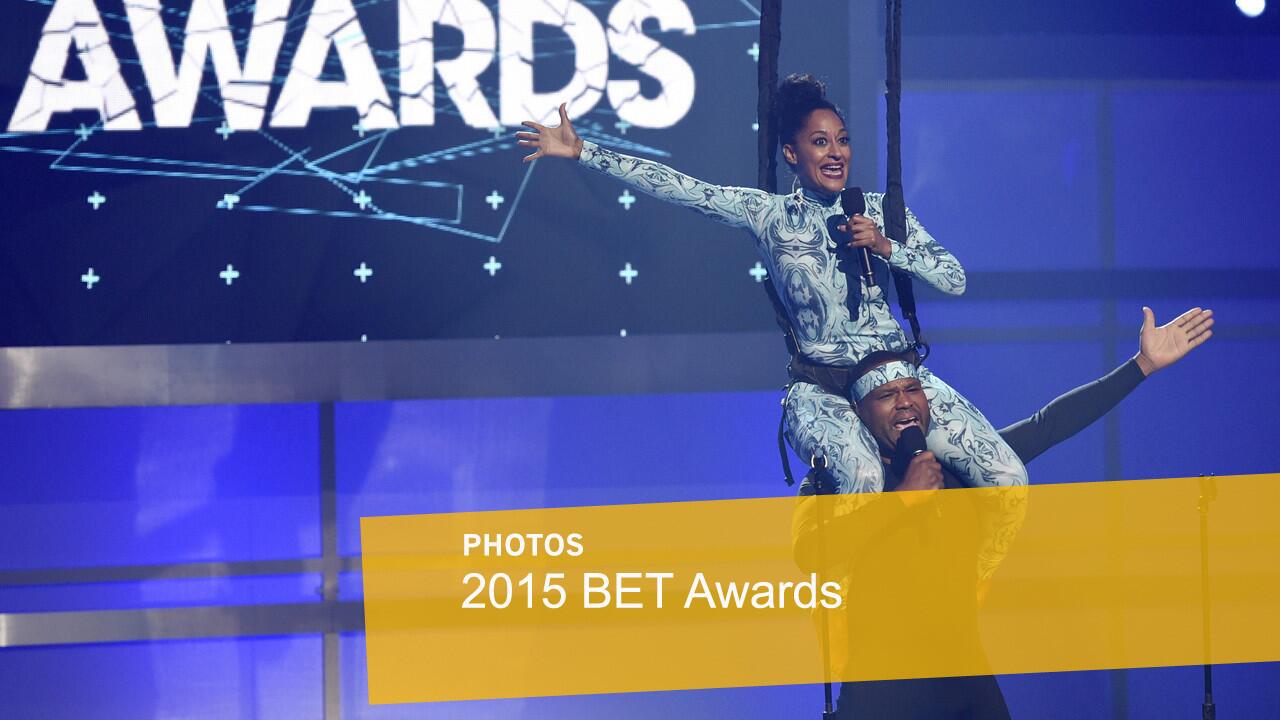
[890,425,928,484]
[840,187,875,287]
[891,425,942,525]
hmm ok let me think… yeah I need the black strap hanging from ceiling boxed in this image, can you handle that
[756,0,803,492]
[884,0,930,361]
[757,0,782,195]
[756,0,798,359]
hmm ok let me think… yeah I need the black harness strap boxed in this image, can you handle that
[884,0,930,361]
[761,277,805,487]
[757,0,782,195]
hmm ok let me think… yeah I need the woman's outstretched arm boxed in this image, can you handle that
[516,104,771,233]
[868,195,967,295]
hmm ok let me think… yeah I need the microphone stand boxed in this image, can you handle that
[1198,474,1217,720]
[810,454,839,720]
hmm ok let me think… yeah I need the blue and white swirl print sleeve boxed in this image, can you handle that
[862,193,966,296]
[578,140,771,234]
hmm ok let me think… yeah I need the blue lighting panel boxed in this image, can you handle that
[1113,90,1280,269]
[1120,333,1277,479]
[339,632,816,719]
[0,574,321,613]
[336,392,788,555]
[0,403,321,569]
[881,90,1101,271]
[340,571,364,601]
[914,299,1105,331]
[998,670,1116,720]
[1126,663,1280,719]
[0,636,322,719]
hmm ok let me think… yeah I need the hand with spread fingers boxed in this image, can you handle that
[515,103,583,163]
[1134,306,1215,376]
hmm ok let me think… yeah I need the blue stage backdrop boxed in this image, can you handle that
[1,0,767,345]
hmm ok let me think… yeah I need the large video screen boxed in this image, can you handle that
[1,0,766,346]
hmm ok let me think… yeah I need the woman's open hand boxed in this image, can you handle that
[515,103,583,163]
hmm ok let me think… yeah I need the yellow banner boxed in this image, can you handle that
[361,473,1280,704]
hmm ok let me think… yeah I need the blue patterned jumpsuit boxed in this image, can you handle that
[578,140,1029,498]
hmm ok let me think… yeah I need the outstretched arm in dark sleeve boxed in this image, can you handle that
[1000,306,1214,464]
[1000,359,1145,464]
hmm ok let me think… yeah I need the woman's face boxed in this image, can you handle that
[783,108,850,196]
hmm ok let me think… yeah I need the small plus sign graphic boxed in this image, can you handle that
[216,120,233,140]
[748,42,760,62]
[87,191,105,210]
[483,256,502,276]
[615,119,632,135]
[354,190,372,210]
[75,123,94,141]
[749,261,769,282]
[353,122,366,137]
[80,267,100,289]
[219,264,240,286]
[618,262,638,285]
[618,190,636,210]
[218,193,240,210]
[485,190,505,210]
[354,262,373,283]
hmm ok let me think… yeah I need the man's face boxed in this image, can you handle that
[856,377,931,453]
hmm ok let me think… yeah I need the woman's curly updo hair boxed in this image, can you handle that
[771,73,844,161]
